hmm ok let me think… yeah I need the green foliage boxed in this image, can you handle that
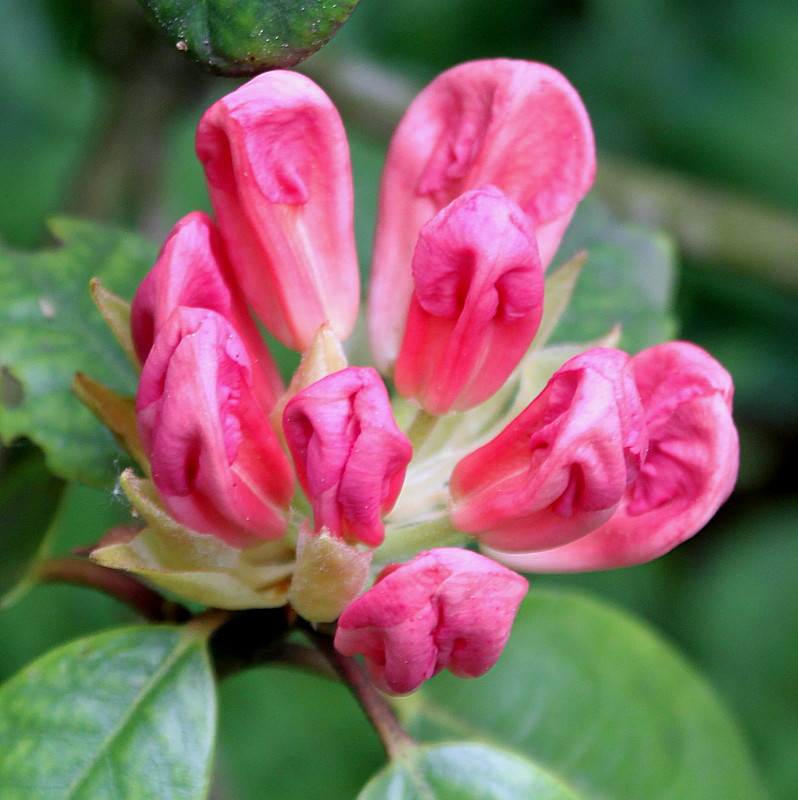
[551,197,678,353]
[359,743,580,800]
[0,625,216,800]
[0,444,65,609]
[217,667,384,798]
[138,0,361,74]
[0,3,794,798]
[0,218,154,486]
[674,501,798,800]
[0,0,99,248]
[399,589,766,800]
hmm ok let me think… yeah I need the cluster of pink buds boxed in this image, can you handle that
[92,59,738,695]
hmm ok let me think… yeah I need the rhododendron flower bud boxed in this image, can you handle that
[369,58,595,371]
[450,348,647,552]
[334,548,528,695]
[130,211,282,410]
[137,307,293,548]
[493,342,739,571]
[196,71,359,352]
[283,368,412,547]
[394,187,544,414]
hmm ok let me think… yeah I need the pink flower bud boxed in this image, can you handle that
[131,211,282,411]
[450,348,648,552]
[282,367,412,547]
[136,307,294,548]
[196,71,359,352]
[368,59,595,371]
[334,548,528,695]
[492,342,739,571]
[393,187,544,414]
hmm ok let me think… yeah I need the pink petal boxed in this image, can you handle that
[394,187,544,414]
[196,71,359,352]
[489,342,739,571]
[334,548,528,695]
[131,211,282,411]
[283,367,412,547]
[137,308,293,547]
[450,348,647,552]
[368,59,595,371]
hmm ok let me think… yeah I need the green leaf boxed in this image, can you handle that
[218,667,384,799]
[399,589,767,800]
[675,501,798,800]
[0,443,65,609]
[359,742,581,800]
[138,0,361,75]
[551,196,678,353]
[0,218,156,486]
[0,624,216,800]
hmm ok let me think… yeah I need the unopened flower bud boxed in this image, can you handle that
[450,348,647,552]
[196,71,359,352]
[394,187,544,414]
[136,308,293,548]
[492,342,739,571]
[368,59,595,371]
[334,548,528,695]
[131,210,282,411]
[283,367,412,547]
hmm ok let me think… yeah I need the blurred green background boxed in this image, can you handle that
[0,0,796,798]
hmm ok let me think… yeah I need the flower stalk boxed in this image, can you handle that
[35,555,189,623]
[304,624,417,760]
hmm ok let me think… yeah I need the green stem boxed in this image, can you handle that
[375,518,468,563]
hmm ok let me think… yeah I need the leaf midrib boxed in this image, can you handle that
[407,695,585,799]
[62,630,200,800]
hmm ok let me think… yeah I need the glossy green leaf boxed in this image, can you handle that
[550,197,678,353]
[359,742,581,800]
[675,501,798,800]
[0,625,216,800]
[138,0,361,75]
[399,589,767,800]
[0,218,156,486]
[0,443,65,609]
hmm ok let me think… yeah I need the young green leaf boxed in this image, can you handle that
[0,624,216,800]
[138,0,361,75]
[398,589,767,800]
[0,218,156,486]
[359,742,582,800]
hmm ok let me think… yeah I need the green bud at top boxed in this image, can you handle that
[137,0,361,75]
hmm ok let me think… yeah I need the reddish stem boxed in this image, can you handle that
[35,556,189,622]
[305,624,416,760]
